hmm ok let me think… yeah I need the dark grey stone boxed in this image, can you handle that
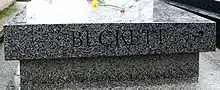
[3,0,216,89]
[20,53,199,89]
[4,23,215,60]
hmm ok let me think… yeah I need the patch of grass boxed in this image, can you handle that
[0,4,17,20]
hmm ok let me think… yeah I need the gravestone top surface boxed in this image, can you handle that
[4,0,214,25]
[4,0,216,60]
[25,0,154,24]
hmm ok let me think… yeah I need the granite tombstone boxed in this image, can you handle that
[4,0,216,89]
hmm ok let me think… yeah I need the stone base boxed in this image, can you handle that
[20,53,199,89]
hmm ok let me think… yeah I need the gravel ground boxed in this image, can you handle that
[0,2,24,90]
[0,43,19,90]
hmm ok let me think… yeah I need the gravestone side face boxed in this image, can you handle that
[4,23,215,60]
[20,53,199,89]
[3,0,216,89]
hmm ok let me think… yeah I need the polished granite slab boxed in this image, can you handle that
[4,23,215,60]
[2,0,216,89]
[3,0,216,60]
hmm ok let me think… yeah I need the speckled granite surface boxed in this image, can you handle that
[3,0,216,89]
[20,53,199,89]
[4,23,215,60]
[4,0,216,60]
